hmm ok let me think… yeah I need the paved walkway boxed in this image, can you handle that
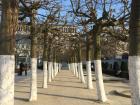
[15,70,131,105]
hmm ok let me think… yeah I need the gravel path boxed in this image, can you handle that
[15,70,131,105]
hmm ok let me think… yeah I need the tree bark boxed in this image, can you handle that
[86,33,93,89]
[43,33,48,88]
[0,0,18,105]
[78,44,85,83]
[129,0,140,105]
[74,55,79,78]
[71,57,75,75]
[29,9,38,101]
[47,42,52,82]
[93,26,107,102]
[53,51,56,77]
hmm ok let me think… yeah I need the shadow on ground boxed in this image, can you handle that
[15,90,102,103]
[48,84,86,89]
[108,90,131,98]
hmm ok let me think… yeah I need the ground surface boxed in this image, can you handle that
[15,70,131,105]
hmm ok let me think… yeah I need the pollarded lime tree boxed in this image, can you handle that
[0,0,19,105]
[42,9,61,88]
[129,0,140,105]
[19,0,61,101]
[70,0,130,102]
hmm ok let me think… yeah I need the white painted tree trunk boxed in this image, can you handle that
[77,63,81,79]
[55,62,58,76]
[58,63,61,72]
[43,61,47,88]
[94,60,107,102]
[68,63,70,70]
[55,63,57,75]
[57,63,59,74]
[72,63,75,75]
[73,63,76,75]
[0,55,15,105]
[86,61,93,89]
[70,63,72,71]
[58,63,60,72]
[129,56,140,105]
[69,63,71,70]
[51,62,54,79]
[48,62,52,82]
[75,63,78,78]
[54,62,56,76]
[70,63,73,71]
[78,62,85,83]
[29,58,37,101]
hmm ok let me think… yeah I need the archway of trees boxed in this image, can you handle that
[0,0,140,105]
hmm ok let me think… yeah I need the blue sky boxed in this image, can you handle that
[59,0,72,18]
[37,0,72,22]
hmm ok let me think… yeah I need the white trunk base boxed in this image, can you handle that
[78,62,85,83]
[68,63,70,70]
[43,61,48,88]
[48,62,52,82]
[53,62,56,77]
[86,61,93,89]
[75,63,79,78]
[94,60,107,102]
[77,64,81,79]
[129,56,140,105]
[58,63,61,72]
[29,58,37,101]
[70,64,72,71]
[55,63,58,76]
[0,55,15,105]
[72,63,76,75]
[51,62,54,79]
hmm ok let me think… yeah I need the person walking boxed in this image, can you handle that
[19,62,24,76]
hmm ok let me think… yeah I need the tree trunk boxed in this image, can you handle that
[58,62,61,72]
[53,52,56,77]
[93,27,107,102]
[129,1,140,105]
[48,42,52,82]
[48,61,52,82]
[42,33,48,88]
[43,61,48,88]
[56,62,59,75]
[74,55,78,78]
[0,0,18,105]
[29,9,37,101]
[86,33,93,89]
[78,44,85,83]
[72,57,75,75]
[51,61,54,79]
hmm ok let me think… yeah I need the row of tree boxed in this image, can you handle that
[0,0,140,105]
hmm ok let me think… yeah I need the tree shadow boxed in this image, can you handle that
[14,97,29,102]
[15,90,30,94]
[15,90,103,104]
[107,85,129,89]
[55,76,78,79]
[38,92,100,103]
[108,90,131,98]
[48,84,86,89]
[15,84,43,88]
[92,79,123,83]
[53,79,81,83]
[103,80,123,83]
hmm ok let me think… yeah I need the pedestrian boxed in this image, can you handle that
[19,62,24,76]
[24,63,28,76]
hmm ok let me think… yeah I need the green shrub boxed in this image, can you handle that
[113,62,120,71]
[121,61,128,72]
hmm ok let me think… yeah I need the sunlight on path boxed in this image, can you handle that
[15,70,131,105]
